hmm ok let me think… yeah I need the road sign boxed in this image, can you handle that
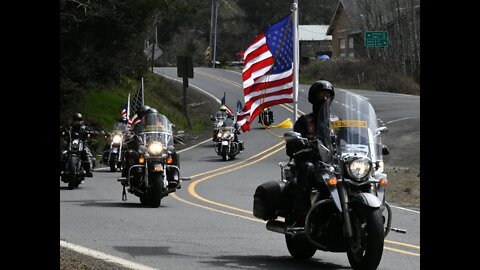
[364,31,388,47]
[144,44,163,60]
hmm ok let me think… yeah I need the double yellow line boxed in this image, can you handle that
[174,69,420,257]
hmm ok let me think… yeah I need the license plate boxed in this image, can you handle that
[222,141,229,146]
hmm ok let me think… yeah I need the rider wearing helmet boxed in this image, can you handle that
[288,80,335,227]
[63,113,95,177]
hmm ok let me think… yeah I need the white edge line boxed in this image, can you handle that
[385,117,417,124]
[60,240,158,270]
[390,205,420,214]
[154,71,221,104]
[178,138,212,153]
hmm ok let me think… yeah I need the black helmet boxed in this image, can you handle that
[308,80,335,104]
[72,113,83,121]
[136,105,151,117]
[147,108,158,114]
[118,116,127,123]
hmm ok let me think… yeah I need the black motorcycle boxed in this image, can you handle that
[118,112,189,207]
[253,92,404,269]
[102,122,128,172]
[214,118,243,161]
[258,107,274,127]
[60,127,94,190]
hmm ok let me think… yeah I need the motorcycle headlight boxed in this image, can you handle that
[147,142,164,156]
[346,157,372,180]
[112,134,122,144]
[217,132,223,138]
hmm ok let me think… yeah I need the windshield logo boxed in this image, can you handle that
[332,120,367,129]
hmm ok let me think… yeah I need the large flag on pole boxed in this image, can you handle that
[237,13,294,132]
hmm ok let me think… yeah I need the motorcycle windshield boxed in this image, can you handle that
[220,118,236,132]
[111,123,128,133]
[140,113,174,147]
[328,92,382,163]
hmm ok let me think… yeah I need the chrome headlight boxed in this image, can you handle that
[147,142,164,156]
[217,132,223,138]
[112,134,122,144]
[346,157,372,180]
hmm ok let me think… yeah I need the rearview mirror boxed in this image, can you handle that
[283,131,303,142]
[375,126,388,136]
[210,115,215,121]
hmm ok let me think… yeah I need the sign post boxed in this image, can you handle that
[177,56,194,129]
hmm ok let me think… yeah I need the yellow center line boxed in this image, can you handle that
[385,240,420,249]
[172,193,265,223]
[384,246,420,257]
[188,145,286,214]
[196,70,242,87]
[189,141,285,179]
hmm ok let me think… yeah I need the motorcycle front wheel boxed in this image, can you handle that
[147,173,164,208]
[67,157,77,190]
[346,208,384,270]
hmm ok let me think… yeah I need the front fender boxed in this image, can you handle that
[351,192,382,208]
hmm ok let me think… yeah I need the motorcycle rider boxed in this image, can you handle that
[121,105,151,179]
[61,113,95,177]
[258,107,274,124]
[288,80,335,227]
[103,116,129,153]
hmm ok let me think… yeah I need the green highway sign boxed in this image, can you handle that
[365,31,388,47]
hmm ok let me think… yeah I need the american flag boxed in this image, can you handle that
[237,14,294,132]
[129,86,143,125]
[121,103,128,117]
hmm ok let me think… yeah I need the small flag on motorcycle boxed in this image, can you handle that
[221,92,226,105]
[236,100,243,114]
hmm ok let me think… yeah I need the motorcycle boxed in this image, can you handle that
[214,118,243,161]
[210,111,227,142]
[60,127,95,190]
[102,122,128,172]
[258,107,274,127]
[253,92,405,269]
[117,112,189,207]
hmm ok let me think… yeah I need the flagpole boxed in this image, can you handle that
[127,94,130,120]
[292,0,299,123]
[141,77,145,106]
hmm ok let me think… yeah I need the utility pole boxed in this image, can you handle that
[213,0,219,69]
[209,0,215,67]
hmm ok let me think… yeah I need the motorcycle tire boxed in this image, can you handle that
[221,145,228,161]
[139,195,149,206]
[346,208,384,270]
[67,157,77,190]
[285,233,317,260]
[109,162,116,172]
[148,173,163,208]
[229,155,236,160]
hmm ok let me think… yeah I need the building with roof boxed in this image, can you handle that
[299,25,332,64]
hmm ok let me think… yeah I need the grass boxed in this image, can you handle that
[65,72,214,156]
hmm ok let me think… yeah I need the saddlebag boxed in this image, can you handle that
[253,181,291,220]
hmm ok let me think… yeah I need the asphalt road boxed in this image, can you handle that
[60,67,420,269]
